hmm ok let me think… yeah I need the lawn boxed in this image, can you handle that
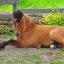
[0,44,64,64]
[0,0,64,12]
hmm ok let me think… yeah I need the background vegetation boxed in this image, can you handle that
[41,12,64,26]
[0,0,64,12]
[0,25,15,37]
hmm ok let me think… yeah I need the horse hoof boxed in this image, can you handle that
[50,45,55,49]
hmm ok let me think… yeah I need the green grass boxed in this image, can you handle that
[0,0,64,12]
[51,48,64,64]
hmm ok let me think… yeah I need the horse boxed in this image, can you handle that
[0,10,64,49]
[12,10,64,48]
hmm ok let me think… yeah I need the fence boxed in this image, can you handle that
[0,0,64,21]
[0,0,18,21]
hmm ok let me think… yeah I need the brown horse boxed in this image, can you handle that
[12,10,64,48]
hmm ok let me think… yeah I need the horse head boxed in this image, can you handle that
[13,10,32,35]
[13,10,23,23]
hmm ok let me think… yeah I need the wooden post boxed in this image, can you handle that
[13,4,16,12]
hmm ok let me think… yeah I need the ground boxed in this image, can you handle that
[0,38,64,64]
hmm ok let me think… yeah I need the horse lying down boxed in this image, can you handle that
[0,10,64,50]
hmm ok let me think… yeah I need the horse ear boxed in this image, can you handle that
[13,10,23,19]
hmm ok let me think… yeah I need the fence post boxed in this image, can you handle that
[13,4,16,12]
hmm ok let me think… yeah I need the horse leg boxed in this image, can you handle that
[50,28,64,47]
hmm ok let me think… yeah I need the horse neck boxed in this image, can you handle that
[19,15,33,34]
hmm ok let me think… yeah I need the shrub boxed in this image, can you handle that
[0,25,15,37]
[41,12,64,26]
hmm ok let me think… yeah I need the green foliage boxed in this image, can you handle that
[0,0,64,12]
[18,0,64,9]
[0,25,15,37]
[41,12,64,26]
[51,60,64,64]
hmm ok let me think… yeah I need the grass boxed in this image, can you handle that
[51,48,64,64]
[0,48,42,64]
[0,0,64,12]
[0,48,64,64]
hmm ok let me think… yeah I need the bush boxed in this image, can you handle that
[41,12,64,26]
[0,25,15,37]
